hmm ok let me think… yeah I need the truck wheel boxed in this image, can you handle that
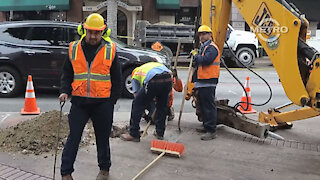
[160,45,173,61]
[234,47,255,67]
[221,57,236,67]
[122,67,135,98]
[0,66,23,97]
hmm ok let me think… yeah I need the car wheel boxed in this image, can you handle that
[122,67,135,98]
[234,47,255,67]
[160,45,173,61]
[0,66,23,97]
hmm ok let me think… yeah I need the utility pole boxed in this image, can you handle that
[107,0,117,38]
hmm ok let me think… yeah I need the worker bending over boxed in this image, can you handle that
[121,62,172,141]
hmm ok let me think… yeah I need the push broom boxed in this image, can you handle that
[132,140,185,180]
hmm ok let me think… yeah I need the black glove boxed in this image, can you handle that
[172,68,178,78]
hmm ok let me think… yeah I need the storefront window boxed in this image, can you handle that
[103,9,128,44]
[117,10,127,44]
[7,11,65,21]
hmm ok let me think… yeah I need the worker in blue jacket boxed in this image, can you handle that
[190,25,220,141]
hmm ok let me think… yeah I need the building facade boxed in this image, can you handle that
[1,1,317,44]
[82,0,142,45]
[0,0,82,22]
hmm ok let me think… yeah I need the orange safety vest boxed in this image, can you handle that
[197,41,220,80]
[68,39,116,98]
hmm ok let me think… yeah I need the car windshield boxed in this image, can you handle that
[110,37,129,48]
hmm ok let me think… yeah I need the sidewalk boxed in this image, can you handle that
[1,112,320,180]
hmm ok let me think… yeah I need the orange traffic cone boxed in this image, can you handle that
[238,76,256,114]
[21,75,40,115]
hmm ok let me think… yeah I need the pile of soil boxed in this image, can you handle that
[110,125,129,138]
[0,110,71,155]
[0,110,128,155]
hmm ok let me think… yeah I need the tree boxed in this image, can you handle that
[107,0,117,38]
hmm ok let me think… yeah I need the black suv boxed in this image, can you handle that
[0,21,170,98]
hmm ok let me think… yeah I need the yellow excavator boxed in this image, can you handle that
[181,0,320,139]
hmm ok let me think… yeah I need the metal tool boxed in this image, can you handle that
[53,101,65,180]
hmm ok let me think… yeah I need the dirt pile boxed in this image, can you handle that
[111,125,129,138]
[0,110,128,155]
[0,110,70,155]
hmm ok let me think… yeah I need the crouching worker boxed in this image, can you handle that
[121,62,172,142]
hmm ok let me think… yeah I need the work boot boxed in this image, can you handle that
[62,174,73,180]
[196,127,206,133]
[153,131,164,140]
[200,132,216,141]
[96,170,109,180]
[120,133,140,142]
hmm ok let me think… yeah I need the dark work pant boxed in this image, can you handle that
[61,101,114,175]
[197,86,217,133]
[129,80,172,138]
[145,100,156,119]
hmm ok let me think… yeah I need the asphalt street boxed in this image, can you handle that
[1,57,320,180]
[0,57,289,114]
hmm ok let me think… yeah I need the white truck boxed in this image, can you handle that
[223,24,260,67]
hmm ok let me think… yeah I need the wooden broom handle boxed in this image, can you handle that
[141,120,151,138]
[178,55,194,131]
[132,151,166,180]
[174,39,181,70]
[141,109,156,138]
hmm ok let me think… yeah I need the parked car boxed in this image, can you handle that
[0,21,171,98]
[223,24,259,67]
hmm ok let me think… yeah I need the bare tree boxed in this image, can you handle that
[107,0,117,38]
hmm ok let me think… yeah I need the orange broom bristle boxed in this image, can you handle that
[166,142,185,155]
[150,140,167,154]
[151,140,167,149]
[150,139,185,158]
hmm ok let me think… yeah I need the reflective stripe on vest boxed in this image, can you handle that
[69,39,116,98]
[132,62,163,86]
[197,41,220,80]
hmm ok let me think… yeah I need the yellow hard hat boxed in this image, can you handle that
[198,25,212,33]
[83,13,106,31]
